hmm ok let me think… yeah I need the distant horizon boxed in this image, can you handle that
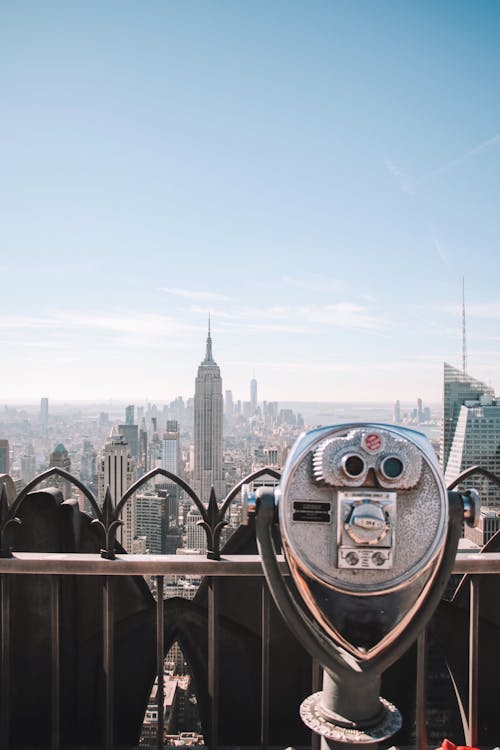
[2,3,499,403]
[1,397,442,409]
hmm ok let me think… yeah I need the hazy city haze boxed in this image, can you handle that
[1,2,499,403]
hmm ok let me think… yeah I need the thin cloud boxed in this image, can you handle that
[161,287,230,301]
[192,302,385,333]
[226,357,437,374]
[429,300,500,320]
[467,301,500,318]
[431,233,448,264]
[421,132,500,182]
[51,310,196,336]
[385,160,414,194]
[0,311,200,346]
[217,320,311,334]
[282,275,342,293]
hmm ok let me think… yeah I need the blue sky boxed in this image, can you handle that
[1,1,499,404]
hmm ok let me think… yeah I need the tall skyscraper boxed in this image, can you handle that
[118,423,139,458]
[193,321,224,501]
[441,362,495,472]
[224,390,234,418]
[139,418,148,474]
[40,397,48,435]
[250,377,258,414]
[21,445,36,485]
[125,404,135,425]
[49,443,72,499]
[135,491,166,554]
[0,440,10,474]
[161,421,182,526]
[163,421,181,474]
[98,430,137,551]
[80,439,97,492]
[444,388,500,507]
[393,400,401,424]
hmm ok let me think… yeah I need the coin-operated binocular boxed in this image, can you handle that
[244,424,479,748]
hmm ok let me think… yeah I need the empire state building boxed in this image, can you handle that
[193,321,225,501]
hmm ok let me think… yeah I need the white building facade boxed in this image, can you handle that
[98,430,137,551]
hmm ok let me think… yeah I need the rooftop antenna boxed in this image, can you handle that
[462,276,467,374]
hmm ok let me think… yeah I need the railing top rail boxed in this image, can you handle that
[0,550,497,576]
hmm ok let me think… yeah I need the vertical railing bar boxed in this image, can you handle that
[260,582,271,748]
[0,574,10,750]
[50,576,60,750]
[415,627,428,750]
[103,575,114,750]
[208,576,219,750]
[468,575,479,747]
[156,575,165,750]
[311,659,322,750]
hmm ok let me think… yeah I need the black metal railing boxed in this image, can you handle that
[0,465,499,749]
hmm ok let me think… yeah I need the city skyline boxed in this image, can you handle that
[2,2,500,403]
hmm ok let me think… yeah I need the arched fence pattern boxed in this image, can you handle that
[0,465,281,560]
[1,463,500,750]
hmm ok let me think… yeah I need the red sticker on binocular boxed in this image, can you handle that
[364,433,382,452]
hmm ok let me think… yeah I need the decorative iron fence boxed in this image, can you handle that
[0,465,498,750]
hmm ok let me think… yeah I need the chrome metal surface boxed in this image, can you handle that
[279,424,448,595]
[276,424,452,664]
[312,428,423,490]
[299,692,401,744]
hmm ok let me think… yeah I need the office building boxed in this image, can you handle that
[250,378,258,414]
[40,398,48,435]
[136,492,167,554]
[193,322,224,501]
[441,362,494,472]
[161,422,181,525]
[0,440,10,475]
[463,507,500,548]
[163,422,181,474]
[20,445,36,485]
[185,508,206,553]
[119,423,139,459]
[49,443,72,498]
[225,390,234,418]
[444,392,500,506]
[125,404,135,426]
[139,418,148,474]
[97,430,137,551]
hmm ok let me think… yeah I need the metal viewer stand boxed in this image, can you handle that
[244,423,479,750]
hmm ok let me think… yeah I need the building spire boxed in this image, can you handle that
[204,314,214,363]
[462,277,467,374]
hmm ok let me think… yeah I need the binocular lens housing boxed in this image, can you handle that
[380,455,404,480]
[342,454,365,478]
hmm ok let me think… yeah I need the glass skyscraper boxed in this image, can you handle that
[441,362,500,506]
[441,362,494,472]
